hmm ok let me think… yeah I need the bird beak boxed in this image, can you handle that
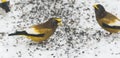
[58,22,63,26]
[93,4,99,10]
[55,18,63,26]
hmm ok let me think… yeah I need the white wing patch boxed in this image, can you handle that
[0,8,6,16]
[108,19,120,26]
[25,28,40,34]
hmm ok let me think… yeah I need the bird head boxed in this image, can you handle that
[0,0,10,13]
[93,4,106,19]
[49,18,62,27]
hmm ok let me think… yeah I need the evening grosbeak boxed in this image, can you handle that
[9,18,62,42]
[93,4,120,33]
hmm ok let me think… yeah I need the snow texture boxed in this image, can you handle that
[0,0,120,58]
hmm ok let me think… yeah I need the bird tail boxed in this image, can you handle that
[8,31,28,36]
[9,31,45,37]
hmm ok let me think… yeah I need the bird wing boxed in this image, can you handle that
[108,19,120,26]
[26,27,52,35]
[102,23,120,29]
[0,7,6,15]
[102,19,120,29]
[103,12,120,26]
[25,27,53,42]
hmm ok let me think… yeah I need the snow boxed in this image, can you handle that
[0,0,120,58]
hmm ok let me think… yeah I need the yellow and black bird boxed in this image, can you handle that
[9,18,62,42]
[0,0,10,15]
[93,4,120,33]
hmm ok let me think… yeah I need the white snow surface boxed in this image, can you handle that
[0,0,120,58]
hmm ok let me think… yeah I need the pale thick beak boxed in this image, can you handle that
[93,4,99,9]
[58,22,63,26]
[55,18,63,26]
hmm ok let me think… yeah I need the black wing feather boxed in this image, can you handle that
[102,23,120,29]
[9,31,45,37]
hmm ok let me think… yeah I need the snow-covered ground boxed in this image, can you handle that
[0,0,120,58]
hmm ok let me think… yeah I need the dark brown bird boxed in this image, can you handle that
[9,18,62,42]
[93,4,120,33]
